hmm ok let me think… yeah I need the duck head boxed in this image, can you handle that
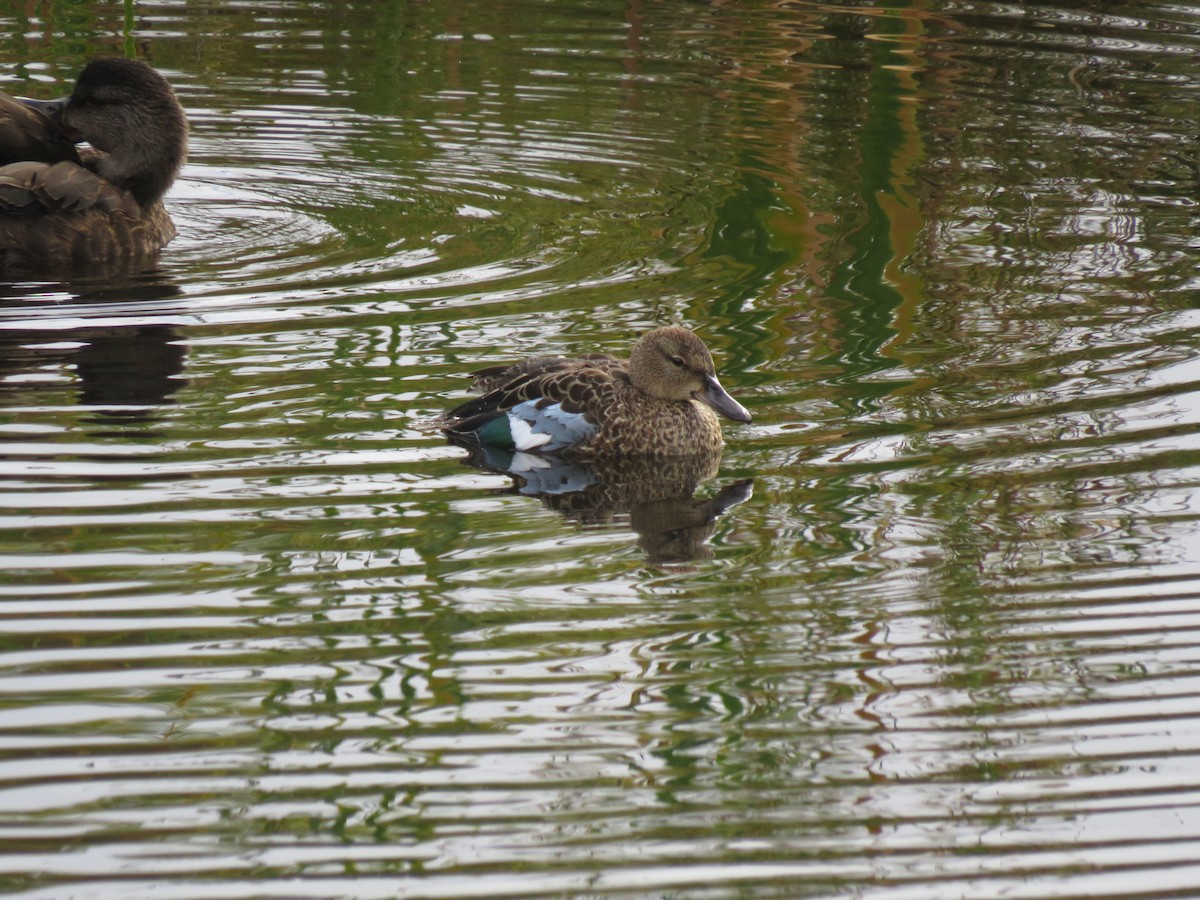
[27,58,188,207]
[628,326,752,423]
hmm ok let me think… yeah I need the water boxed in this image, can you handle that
[1,0,1199,897]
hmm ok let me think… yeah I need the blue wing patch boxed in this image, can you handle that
[507,400,597,452]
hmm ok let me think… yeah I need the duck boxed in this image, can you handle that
[441,326,752,457]
[0,57,188,270]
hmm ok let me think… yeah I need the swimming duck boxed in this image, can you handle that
[0,57,188,269]
[441,326,752,457]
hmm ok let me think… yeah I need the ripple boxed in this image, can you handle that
[2,0,1200,898]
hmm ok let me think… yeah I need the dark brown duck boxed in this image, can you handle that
[0,58,188,270]
[441,326,753,458]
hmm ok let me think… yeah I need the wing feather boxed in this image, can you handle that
[443,360,624,452]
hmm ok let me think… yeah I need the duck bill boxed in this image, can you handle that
[20,95,83,142]
[697,373,751,423]
[20,95,69,124]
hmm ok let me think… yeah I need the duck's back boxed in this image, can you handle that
[0,159,173,268]
[0,92,80,167]
[469,353,624,394]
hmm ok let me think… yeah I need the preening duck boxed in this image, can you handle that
[0,57,188,270]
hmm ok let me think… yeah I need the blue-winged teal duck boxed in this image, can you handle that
[442,326,752,457]
[0,58,188,269]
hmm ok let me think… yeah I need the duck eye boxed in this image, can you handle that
[669,356,685,368]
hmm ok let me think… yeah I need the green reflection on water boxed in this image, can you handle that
[703,168,793,314]
[824,3,919,390]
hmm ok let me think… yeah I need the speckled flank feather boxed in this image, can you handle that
[441,326,751,458]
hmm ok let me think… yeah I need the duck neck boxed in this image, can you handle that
[91,113,187,208]
[95,155,179,208]
[121,172,171,208]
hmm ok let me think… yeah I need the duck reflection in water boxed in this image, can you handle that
[0,274,188,431]
[457,442,752,564]
[440,326,753,562]
[0,57,188,271]
[0,320,186,430]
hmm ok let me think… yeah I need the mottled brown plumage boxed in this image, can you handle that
[468,353,622,394]
[442,326,752,457]
[0,58,188,270]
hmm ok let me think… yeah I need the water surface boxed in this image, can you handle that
[2,1,1200,897]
